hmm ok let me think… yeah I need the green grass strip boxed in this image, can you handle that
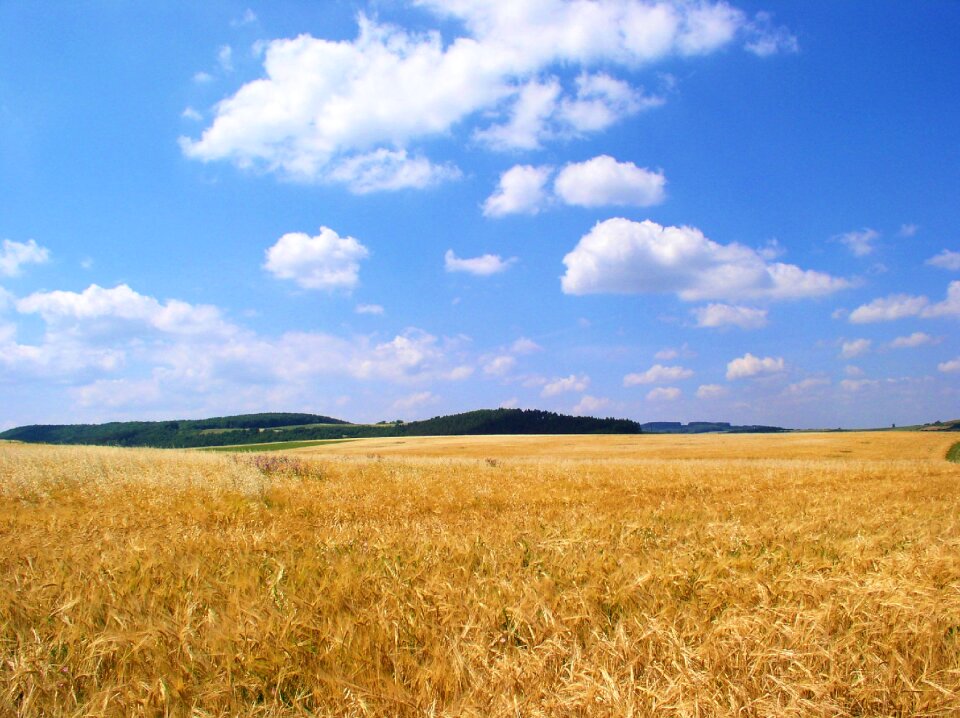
[948,441,960,464]
[201,439,356,453]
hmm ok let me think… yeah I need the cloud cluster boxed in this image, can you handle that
[181,1,793,190]
[1,239,50,278]
[836,228,879,257]
[562,219,849,301]
[484,156,665,217]
[849,281,960,323]
[840,338,871,359]
[927,250,960,271]
[623,364,692,386]
[726,353,784,380]
[264,227,369,291]
[541,373,590,397]
[692,303,767,329]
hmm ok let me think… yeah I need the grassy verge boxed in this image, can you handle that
[948,441,960,463]
[201,438,355,452]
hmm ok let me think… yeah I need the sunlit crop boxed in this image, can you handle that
[2,434,958,716]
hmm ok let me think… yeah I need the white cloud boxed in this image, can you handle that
[483,355,516,376]
[726,353,784,380]
[784,377,830,396]
[264,227,369,291]
[510,337,541,355]
[445,365,474,380]
[182,3,772,186]
[890,332,936,349]
[646,386,680,401]
[17,284,233,337]
[696,383,727,399]
[898,223,919,237]
[840,378,879,392]
[692,303,767,329]
[193,71,213,84]
[181,107,203,121]
[474,78,561,150]
[554,155,665,208]
[558,73,660,133]
[483,165,552,217]
[1,239,50,277]
[939,358,960,373]
[562,219,849,301]
[623,364,692,386]
[355,303,384,315]
[572,394,611,416]
[655,348,678,361]
[444,249,515,276]
[840,338,871,359]
[836,228,879,257]
[328,149,460,194]
[542,373,590,397]
[844,365,864,378]
[744,13,799,57]
[927,250,960,271]
[849,281,960,322]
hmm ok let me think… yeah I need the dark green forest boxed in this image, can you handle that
[0,409,646,448]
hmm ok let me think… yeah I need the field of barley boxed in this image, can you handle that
[2,432,959,716]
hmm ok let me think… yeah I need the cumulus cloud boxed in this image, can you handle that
[1,239,50,277]
[328,149,461,194]
[939,357,960,373]
[696,383,727,399]
[554,155,665,208]
[836,228,880,257]
[485,156,665,217]
[562,219,849,301]
[181,2,781,187]
[890,332,936,349]
[927,250,960,271]
[542,374,590,397]
[17,284,233,337]
[483,165,553,217]
[849,281,960,322]
[444,250,516,276]
[623,364,693,386]
[264,227,369,291]
[572,394,611,416]
[726,353,784,380]
[647,386,680,401]
[840,338,871,359]
[692,303,767,329]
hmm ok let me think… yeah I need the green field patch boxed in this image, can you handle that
[202,439,356,453]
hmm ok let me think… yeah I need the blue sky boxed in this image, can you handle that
[1,0,958,429]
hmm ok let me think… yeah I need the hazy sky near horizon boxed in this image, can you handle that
[1,0,958,429]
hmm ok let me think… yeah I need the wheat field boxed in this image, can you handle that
[1,433,959,716]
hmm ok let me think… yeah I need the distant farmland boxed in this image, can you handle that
[1,432,958,716]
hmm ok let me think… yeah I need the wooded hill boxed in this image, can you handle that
[0,409,644,448]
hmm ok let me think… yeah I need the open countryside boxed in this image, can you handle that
[2,431,959,715]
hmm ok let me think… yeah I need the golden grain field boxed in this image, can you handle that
[2,433,959,717]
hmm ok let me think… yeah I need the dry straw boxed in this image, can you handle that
[1,434,958,716]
